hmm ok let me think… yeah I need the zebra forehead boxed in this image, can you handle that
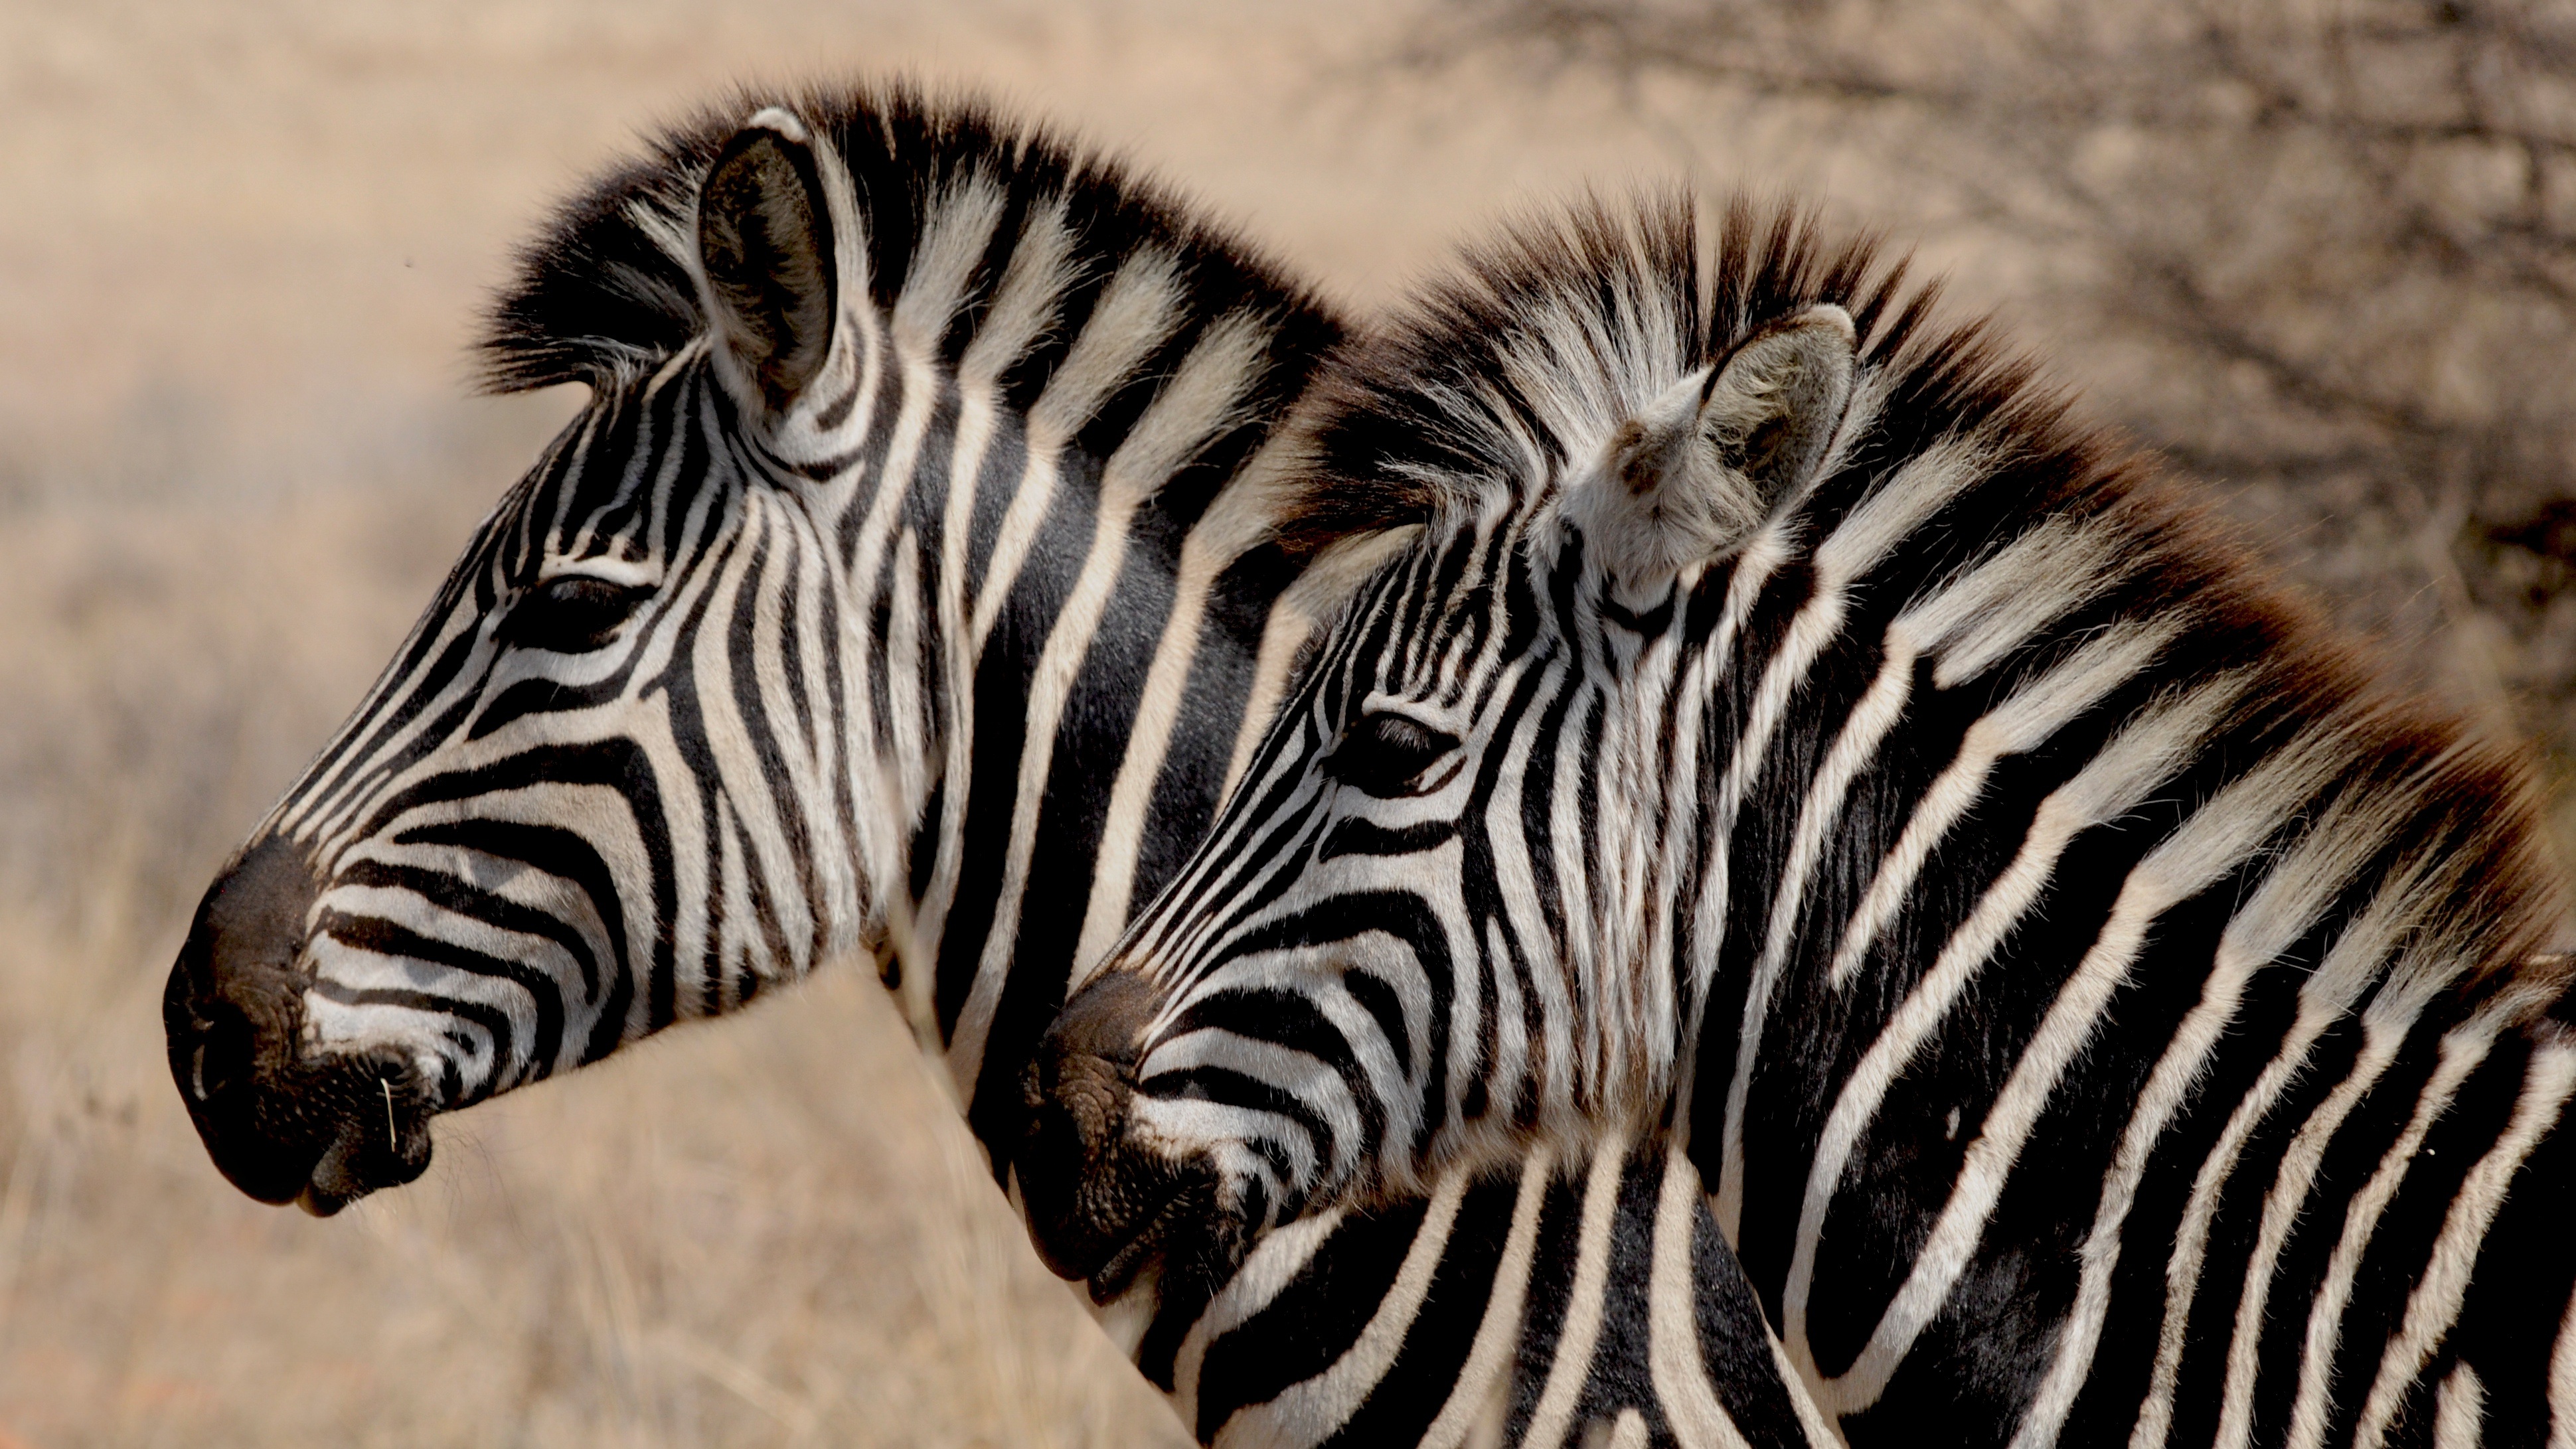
[480,360,732,574]
[477,80,1334,398]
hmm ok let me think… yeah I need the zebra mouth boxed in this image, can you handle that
[1020,967,1255,1312]
[1080,1170,1226,1305]
[1016,1114,1212,1296]
[165,960,437,1213]
[290,1080,434,1217]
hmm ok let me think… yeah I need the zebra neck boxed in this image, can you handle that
[815,331,1315,1165]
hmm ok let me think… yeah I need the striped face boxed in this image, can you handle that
[165,112,906,1213]
[1122,492,1601,1213]
[278,349,867,1091]
[1018,299,1869,1289]
[165,90,1358,1229]
[1030,475,1694,1260]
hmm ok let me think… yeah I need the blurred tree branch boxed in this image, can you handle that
[1404,0,2576,821]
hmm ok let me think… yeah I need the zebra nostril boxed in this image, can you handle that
[186,998,258,1105]
[1046,970,1157,1070]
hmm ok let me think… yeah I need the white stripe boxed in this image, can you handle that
[1520,1138,1630,1449]
[889,175,1005,352]
[1214,1172,1469,1448]
[958,196,1076,384]
[1648,1149,1757,1449]
[2548,1280,2576,1448]
[906,387,1005,1008]
[1422,1146,1556,1449]
[2435,1362,2486,1449]
[2354,1039,2576,1449]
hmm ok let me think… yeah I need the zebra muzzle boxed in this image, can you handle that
[163,834,434,1212]
[1018,970,1225,1301]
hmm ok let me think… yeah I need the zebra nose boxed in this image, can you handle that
[163,834,333,1203]
[1018,970,1164,1284]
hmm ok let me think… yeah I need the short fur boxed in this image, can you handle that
[1046,192,2576,1446]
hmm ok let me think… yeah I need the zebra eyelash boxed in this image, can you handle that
[1321,710,1463,799]
[495,575,655,655]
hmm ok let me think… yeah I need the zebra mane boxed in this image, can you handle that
[479,80,1340,398]
[1297,192,2568,978]
[1288,194,1959,545]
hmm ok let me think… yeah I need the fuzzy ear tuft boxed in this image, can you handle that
[697,108,839,416]
[1703,302,1856,498]
[1568,303,1856,594]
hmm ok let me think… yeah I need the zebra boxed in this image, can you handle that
[155,87,1823,1447]
[1021,193,2576,1447]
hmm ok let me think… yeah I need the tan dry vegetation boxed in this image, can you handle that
[9,0,2571,1443]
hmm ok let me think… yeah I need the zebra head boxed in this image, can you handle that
[163,104,914,1214]
[1019,200,1870,1296]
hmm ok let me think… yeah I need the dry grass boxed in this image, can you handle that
[0,446,1196,1448]
[9,2,2565,1444]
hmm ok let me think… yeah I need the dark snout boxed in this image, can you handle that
[1019,970,1221,1300]
[163,834,430,1214]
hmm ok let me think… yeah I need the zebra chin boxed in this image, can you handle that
[1016,971,1252,1318]
[163,834,436,1216]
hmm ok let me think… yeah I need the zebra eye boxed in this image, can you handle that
[1324,711,1461,798]
[500,575,651,654]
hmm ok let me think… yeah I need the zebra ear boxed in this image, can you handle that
[697,109,841,416]
[1572,303,1856,588]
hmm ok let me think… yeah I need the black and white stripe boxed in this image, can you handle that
[1169,1140,1837,1448]
[167,91,1836,1447]
[230,86,1343,1142]
[1051,195,2576,1446]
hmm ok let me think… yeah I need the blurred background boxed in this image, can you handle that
[3,1,2570,1444]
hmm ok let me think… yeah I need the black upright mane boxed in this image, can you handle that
[479,81,1342,401]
